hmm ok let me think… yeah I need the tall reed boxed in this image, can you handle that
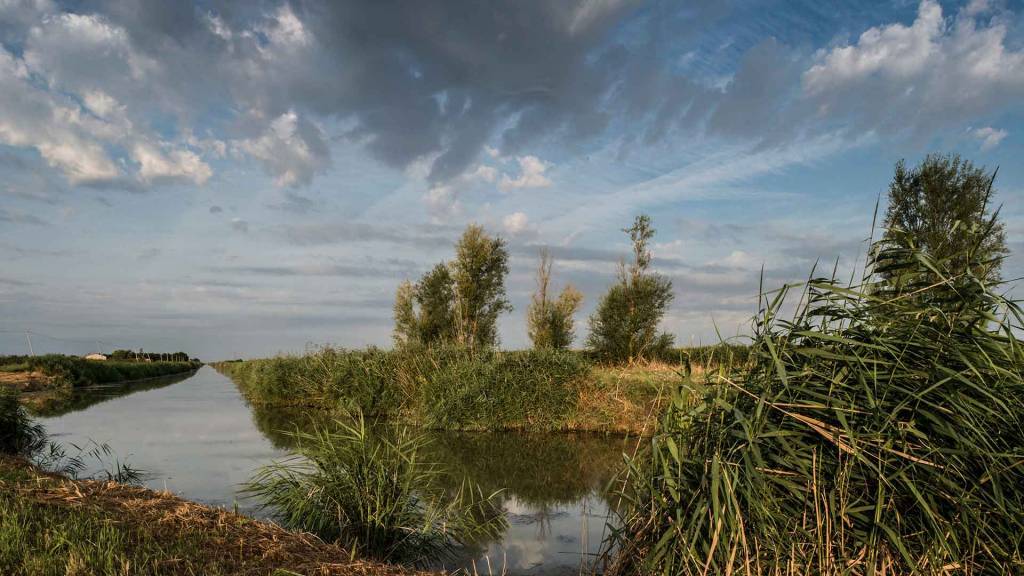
[603,239,1024,574]
[243,412,507,567]
[0,388,45,456]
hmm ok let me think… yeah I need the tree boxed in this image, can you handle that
[587,215,674,363]
[393,280,419,346]
[878,154,1007,298]
[393,264,456,347]
[527,248,584,350]
[451,224,512,350]
[415,263,456,344]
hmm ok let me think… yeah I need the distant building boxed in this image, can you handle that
[84,353,108,361]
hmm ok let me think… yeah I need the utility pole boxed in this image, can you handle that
[25,330,34,356]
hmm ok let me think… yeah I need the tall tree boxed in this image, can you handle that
[527,248,584,350]
[451,224,512,350]
[879,154,1007,291]
[587,215,674,363]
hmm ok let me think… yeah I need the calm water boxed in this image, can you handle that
[39,366,631,575]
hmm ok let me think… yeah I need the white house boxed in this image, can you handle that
[84,353,108,361]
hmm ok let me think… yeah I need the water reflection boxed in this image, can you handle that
[41,366,635,575]
[245,401,636,574]
[28,370,198,417]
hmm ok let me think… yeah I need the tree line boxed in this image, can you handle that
[392,216,676,363]
[392,153,1007,364]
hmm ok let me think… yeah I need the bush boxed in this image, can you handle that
[243,413,506,566]
[604,243,1024,574]
[0,388,45,456]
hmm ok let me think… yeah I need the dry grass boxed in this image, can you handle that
[0,456,434,576]
[570,361,691,434]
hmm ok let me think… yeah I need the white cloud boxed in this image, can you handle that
[236,111,329,187]
[0,49,120,184]
[499,156,552,191]
[503,211,530,234]
[971,126,1008,150]
[802,1,1024,138]
[133,142,212,185]
[804,1,943,93]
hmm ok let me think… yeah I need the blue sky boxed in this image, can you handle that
[2,0,1024,359]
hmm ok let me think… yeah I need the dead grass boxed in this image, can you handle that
[0,456,434,576]
[570,361,690,434]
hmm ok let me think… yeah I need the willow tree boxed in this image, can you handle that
[527,248,583,350]
[587,215,674,363]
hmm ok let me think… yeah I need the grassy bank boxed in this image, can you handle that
[1,355,201,414]
[214,346,689,433]
[0,456,429,576]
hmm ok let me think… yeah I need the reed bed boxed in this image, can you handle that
[603,243,1024,575]
[243,412,507,568]
[215,346,592,431]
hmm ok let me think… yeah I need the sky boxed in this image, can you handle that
[2,0,1024,360]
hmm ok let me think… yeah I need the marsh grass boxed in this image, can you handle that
[244,412,507,567]
[603,240,1024,574]
[0,458,422,576]
[217,346,590,431]
[0,387,45,456]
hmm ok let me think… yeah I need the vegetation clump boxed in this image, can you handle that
[244,413,506,567]
[0,388,45,457]
[216,345,591,431]
[1,354,201,389]
[527,248,584,350]
[394,224,511,350]
[588,214,675,363]
[604,238,1024,574]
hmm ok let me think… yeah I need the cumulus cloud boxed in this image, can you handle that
[236,111,329,188]
[499,156,553,191]
[133,142,211,185]
[802,0,1024,140]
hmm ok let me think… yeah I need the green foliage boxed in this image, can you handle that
[588,215,675,363]
[108,350,195,362]
[215,346,590,431]
[0,388,45,456]
[402,346,590,430]
[451,224,512,350]
[393,264,458,347]
[243,413,506,566]
[882,154,1007,289]
[527,248,583,350]
[6,355,200,388]
[604,237,1024,574]
[393,224,510,350]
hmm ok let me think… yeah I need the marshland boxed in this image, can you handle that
[4,2,1024,575]
[4,154,1024,575]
